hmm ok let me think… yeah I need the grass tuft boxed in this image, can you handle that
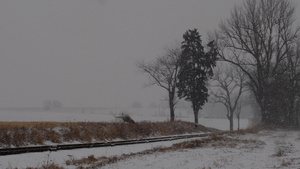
[274,148,285,157]
[280,159,292,167]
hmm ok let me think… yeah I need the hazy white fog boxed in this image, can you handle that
[0,0,299,108]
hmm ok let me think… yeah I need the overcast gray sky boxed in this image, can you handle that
[0,0,299,108]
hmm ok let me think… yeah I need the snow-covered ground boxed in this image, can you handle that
[1,129,299,169]
[0,137,204,168]
[0,108,267,169]
[101,130,300,169]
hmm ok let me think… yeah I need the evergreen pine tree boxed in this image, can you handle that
[177,29,217,126]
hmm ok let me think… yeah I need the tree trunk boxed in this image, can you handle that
[230,117,233,131]
[193,106,199,127]
[170,103,175,122]
[258,98,273,126]
[294,98,300,127]
[261,111,272,126]
[169,91,175,122]
[296,107,299,127]
[257,92,269,126]
[237,115,240,131]
[289,99,294,127]
[296,111,299,127]
[194,110,199,127]
[227,109,234,131]
[227,114,233,131]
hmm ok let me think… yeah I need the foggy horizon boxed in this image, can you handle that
[0,0,299,108]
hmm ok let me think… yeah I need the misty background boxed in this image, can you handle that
[0,0,299,111]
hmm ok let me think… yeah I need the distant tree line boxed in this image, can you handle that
[43,100,63,111]
[138,0,300,129]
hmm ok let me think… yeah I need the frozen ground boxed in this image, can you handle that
[0,107,258,169]
[1,129,299,168]
[101,130,300,169]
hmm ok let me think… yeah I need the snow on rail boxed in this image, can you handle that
[0,132,213,156]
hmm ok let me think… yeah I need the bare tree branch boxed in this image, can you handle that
[212,0,300,126]
[209,63,248,131]
[136,44,181,121]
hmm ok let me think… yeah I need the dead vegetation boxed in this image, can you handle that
[280,159,292,167]
[27,163,64,169]
[114,113,135,124]
[227,127,260,135]
[1,118,263,169]
[273,148,285,157]
[0,120,213,148]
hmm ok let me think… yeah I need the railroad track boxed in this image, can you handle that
[0,132,213,156]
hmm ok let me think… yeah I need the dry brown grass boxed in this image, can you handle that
[27,163,64,169]
[173,134,265,150]
[66,155,98,166]
[280,159,292,167]
[65,145,176,168]
[228,127,260,135]
[0,121,213,148]
[212,156,230,168]
[274,148,285,157]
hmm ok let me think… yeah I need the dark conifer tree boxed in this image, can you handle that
[177,29,217,126]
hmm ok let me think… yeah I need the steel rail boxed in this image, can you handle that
[0,132,213,156]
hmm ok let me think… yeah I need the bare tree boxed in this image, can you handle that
[136,45,181,121]
[214,0,300,126]
[209,64,247,131]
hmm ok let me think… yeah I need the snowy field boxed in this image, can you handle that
[99,130,300,169]
[0,107,250,131]
[0,107,262,169]
[0,108,299,168]
[1,130,299,168]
